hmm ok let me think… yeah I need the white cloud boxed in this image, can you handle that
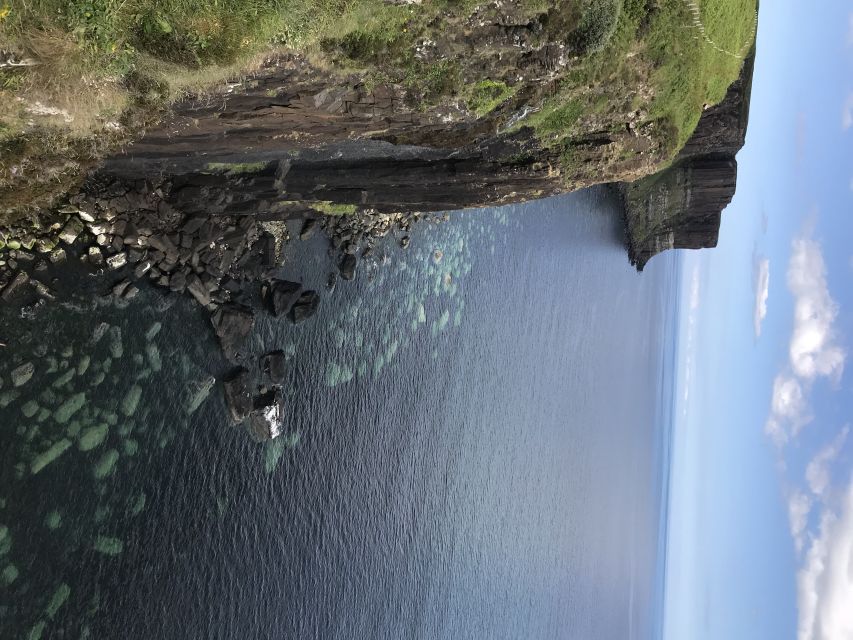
[787,235,845,382]
[754,257,770,337]
[788,490,813,554]
[844,93,853,131]
[764,230,846,448]
[770,374,807,424]
[806,427,850,498]
[848,13,853,47]
[797,478,853,640]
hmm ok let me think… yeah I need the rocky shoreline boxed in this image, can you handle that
[0,176,441,440]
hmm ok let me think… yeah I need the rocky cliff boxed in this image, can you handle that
[622,49,755,270]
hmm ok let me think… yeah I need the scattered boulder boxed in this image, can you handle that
[248,389,285,440]
[210,304,254,360]
[59,218,84,245]
[290,290,320,324]
[106,253,127,270]
[87,246,104,266]
[168,271,187,293]
[1,271,29,301]
[186,274,211,306]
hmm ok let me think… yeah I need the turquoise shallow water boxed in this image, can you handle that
[0,188,678,640]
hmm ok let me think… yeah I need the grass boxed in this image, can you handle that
[526,0,756,163]
[465,80,519,116]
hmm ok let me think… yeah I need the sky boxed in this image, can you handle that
[663,1,853,640]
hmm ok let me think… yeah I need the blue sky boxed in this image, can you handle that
[663,2,853,640]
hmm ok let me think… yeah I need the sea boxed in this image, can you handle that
[0,186,680,640]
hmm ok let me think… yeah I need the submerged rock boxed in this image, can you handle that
[45,583,71,618]
[92,536,123,555]
[31,439,72,474]
[78,423,108,451]
[184,375,216,415]
[1,563,18,586]
[121,385,142,417]
[11,361,34,387]
[93,449,119,478]
[54,393,86,423]
[145,322,162,341]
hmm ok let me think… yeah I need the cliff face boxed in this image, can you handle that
[98,55,569,218]
[622,51,755,270]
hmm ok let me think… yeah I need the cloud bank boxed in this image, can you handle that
[798,478,853,640]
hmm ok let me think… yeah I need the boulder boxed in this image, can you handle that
[265,279,301,317]
[1,271,29,301]
[222,368,253,424]
[59,217,84,245]
[134,259,153,278]
[290,290,320,324]
[260,350,287,384]
[248,389,285,440]
[339,254,357,280]
[168,271,187,293]
[186,274,211,306]
[106,253,127,270]
[87,246,104,266]
[210,304,254,360]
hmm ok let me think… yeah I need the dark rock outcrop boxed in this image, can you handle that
[260,351,286,385]
[210,304,254,361]
[265,279,301,317]
[290,291,319,324]
[223,368,254,424]
[339,254,357,281]
[622,51,755,270]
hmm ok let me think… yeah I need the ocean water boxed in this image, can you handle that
[0,187,678,640]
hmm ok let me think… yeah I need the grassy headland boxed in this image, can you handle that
[0,0,756,220]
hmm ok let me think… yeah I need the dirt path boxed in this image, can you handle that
[684,0,757,60]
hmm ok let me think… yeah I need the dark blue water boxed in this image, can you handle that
[0,188,678,640]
